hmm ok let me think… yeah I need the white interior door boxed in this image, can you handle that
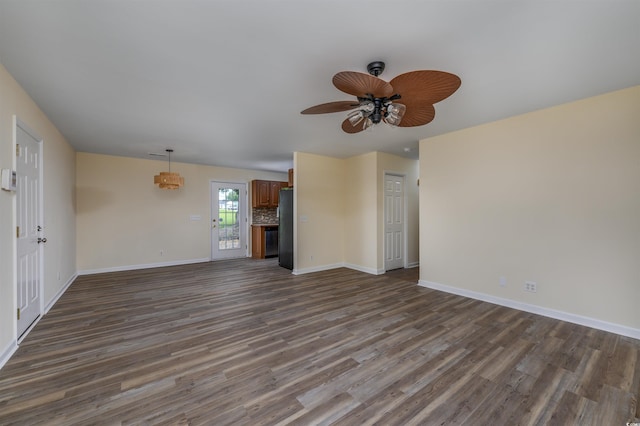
[16,120,44,338]
[211,182,247,260]
[384,174,405,271]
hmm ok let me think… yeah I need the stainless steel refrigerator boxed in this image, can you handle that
[278,188,293,270]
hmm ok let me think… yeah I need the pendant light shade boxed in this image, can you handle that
[154,149,184,189]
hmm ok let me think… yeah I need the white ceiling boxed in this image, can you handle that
[1,1,638,172]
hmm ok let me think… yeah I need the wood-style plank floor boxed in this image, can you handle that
[1,258,638,425]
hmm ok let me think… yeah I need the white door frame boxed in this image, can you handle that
[383,171,407,271]
[14,116,45,342]
[210,180,249,260]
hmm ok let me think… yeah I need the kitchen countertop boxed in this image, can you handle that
[251,223,278,227]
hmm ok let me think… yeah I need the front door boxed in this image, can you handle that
[384,174,405,271]
[16,120,44,338]
[211,182,247,260]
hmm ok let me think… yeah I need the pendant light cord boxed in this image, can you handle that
[166,148,173,173]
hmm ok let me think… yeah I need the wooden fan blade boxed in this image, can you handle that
[333,71,394,98]
[341,117,366,134]
[398,102,436,127]
[390,71,461,105]
[301,101,360,114]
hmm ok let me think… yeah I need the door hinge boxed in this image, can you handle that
[16,226,20,238]
[17,308,20,320]
[16,144,20,157]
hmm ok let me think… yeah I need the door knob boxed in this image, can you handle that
[37,237,47,244]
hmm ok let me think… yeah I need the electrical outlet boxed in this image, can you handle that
[499,276,507,287]
[524,281,537,293]
[160,250,164,256]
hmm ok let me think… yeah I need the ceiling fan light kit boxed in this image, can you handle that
[385,103,406,127]
[154,149,184,189]
[301,61,461,133]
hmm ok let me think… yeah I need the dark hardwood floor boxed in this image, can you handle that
[0,258,638,425]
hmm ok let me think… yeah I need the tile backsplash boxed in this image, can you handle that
[253,208,278,224]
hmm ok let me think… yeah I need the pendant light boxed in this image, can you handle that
[154,149,184,189]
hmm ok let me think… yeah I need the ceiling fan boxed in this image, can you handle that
[301,61,461,133]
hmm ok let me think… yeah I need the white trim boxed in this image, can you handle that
[11,116,17,344]
[406,261,419,269]
[77,258,210,276]
[45,273,77,314]
[419,280,640,340]
[292,263,345,276]
[344,263,385,275]
[293,262,387,276]
[0,341,18,371]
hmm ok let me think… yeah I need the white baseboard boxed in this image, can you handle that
[406,261,419,269]
[293,263,345,275]
[292,262,411,276]
[77,258,210,276]
[45,273,77,314]
[0,340,18,371]
[419,280,640,340]
[344,263,385,275]
[293,262,418,276]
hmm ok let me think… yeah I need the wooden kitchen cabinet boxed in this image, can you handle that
[251,224,279,259]
[251,180,287,208]
[252,180,271,207]
[269,181,286,206]
[251,225,264,258]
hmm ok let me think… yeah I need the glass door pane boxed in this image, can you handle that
[218,188,240,250]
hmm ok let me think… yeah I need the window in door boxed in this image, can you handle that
[211,181,247,260]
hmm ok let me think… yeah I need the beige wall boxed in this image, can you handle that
[0,64,76,354]
[76,152,286,272]
[294,152,346,272]
[419,86,640,332]
[344,152,378,272]
[294,151,419,274]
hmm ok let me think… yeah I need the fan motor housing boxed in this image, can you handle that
[367,61,385,77]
